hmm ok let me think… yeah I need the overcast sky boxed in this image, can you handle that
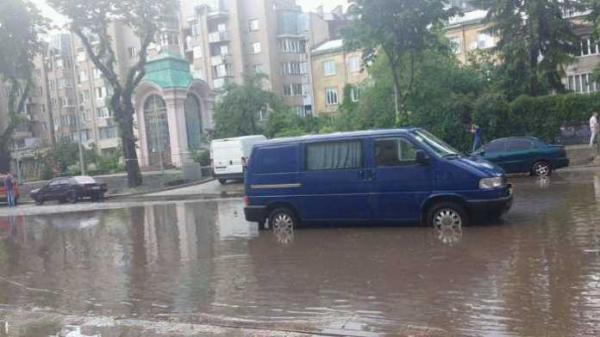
[31,0,348,26]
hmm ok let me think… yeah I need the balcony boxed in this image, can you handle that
[210,54,231,66]
[208,31,230,43]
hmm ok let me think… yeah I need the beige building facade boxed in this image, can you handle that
[310,39,367,115]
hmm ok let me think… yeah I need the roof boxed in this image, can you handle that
[143,51,194,89]
[256,128,418,147]
[312,39,344,55]
[447,9,488,28]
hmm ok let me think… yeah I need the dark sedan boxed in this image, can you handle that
[30,176,108,205]
[473,137,569,177]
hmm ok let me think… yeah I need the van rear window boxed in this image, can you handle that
[306,141,363,170]
[253,145,298,173]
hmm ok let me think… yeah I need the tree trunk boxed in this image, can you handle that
[117,107,143,188]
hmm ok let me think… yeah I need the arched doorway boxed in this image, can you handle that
[184,94,202,150]
[144,94,171,167]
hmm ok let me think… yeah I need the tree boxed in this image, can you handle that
[343,0,458,124]
[479,0,581,97]
[0,0,45,161]
[214,74,287,138]
[48,0,175,187]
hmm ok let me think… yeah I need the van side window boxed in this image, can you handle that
[375,138,418,167]
[306,141,363,170]
[254,145,299,173]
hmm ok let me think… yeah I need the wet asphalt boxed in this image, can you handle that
[0,170,600,336]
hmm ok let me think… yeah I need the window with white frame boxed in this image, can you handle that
[281,62,307,75]
[128,47,138,59]
[567,73,599,93]
[325,87,338,105]
[323,60,336,76]
[283,83,303,96]
[279,39,306,53]
[96,87,106,99]
[96,107,111,118]
[78,70,88,82]
[578,37,599,56]
[347,56,361,73]
[93,68,102,79]
[350,86,361,102]
[249,19,259,31]
[252,42,261,54]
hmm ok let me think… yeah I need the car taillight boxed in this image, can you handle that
[244,196,250,206]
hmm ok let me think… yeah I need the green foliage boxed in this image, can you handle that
[478,0,580,97]
[343,0,458,121]
[265,110,324,138]
[214,74,287,138]
[0,0,45,157]
[191,149,211,166]
[48,0,176,187]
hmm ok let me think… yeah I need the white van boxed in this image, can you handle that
[210,135,267,184]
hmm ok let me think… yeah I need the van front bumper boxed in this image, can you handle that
[466,187,513,215]
[244,206,267,223]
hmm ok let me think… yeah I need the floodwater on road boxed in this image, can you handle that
[0,170,600,336]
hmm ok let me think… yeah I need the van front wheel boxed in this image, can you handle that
[427,202,468,229]
[268,208,297,232]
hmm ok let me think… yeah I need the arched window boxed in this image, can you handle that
[184,94,202,150]
[144,94,171,165]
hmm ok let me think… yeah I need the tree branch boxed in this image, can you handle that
[72,26,121,92]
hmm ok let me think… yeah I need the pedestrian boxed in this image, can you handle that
[590,112,599,148]
[470,123,482,153]
[3,172,15,208]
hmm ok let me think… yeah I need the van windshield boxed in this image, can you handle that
[411,129,461,158]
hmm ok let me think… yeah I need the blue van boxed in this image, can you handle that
[244,128,512,230]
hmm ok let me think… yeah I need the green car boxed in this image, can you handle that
[473,137,569,177]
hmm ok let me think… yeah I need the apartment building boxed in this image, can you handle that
[180,0,332,116]
[310,39,366,115]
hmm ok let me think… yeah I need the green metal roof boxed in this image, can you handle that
[143,51,193,89]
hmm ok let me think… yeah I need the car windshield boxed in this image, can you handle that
[411,129,461,158]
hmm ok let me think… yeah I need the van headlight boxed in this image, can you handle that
[479,177,504,190]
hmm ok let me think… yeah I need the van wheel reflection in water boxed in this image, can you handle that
[537,176,550,189]
[268,208,296,245]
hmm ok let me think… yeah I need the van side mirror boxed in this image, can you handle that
[416,150,430,165]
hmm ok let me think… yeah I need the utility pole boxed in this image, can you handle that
[77,113,85,175]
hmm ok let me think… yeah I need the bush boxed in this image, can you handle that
[192,149,211,166]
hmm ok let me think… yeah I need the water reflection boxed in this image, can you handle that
[0,172,599,336]
[536,176,550,189]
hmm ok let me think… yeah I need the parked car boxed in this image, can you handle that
[473,137,569,177]
[244,128,513,230]
[211,135,267,184]
[30,176,107,205]
[0,176,20,206]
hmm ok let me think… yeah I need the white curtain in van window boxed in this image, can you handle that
[307,141,362,170]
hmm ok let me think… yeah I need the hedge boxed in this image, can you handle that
[474,92,600,144]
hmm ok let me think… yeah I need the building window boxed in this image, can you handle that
[249,19,259,31]
[567,73,599,93]
[93,68,102,79]
[283,83,303,96]
[350,87,361,102]
[252,42,262,54]
[128,47,138,59]
[323,60,336,76]
[579,37,600,56]
[347,56,361,73]
[449,36,462,54]
[99,126,118,140]
[281,62,307,75]
[96,87,106,99]
[325,87,338,105]
[78,70,88,82]
[254,64,264,74]
[96,107,111,118]
[279,38,306,53]
[476,32,494,49]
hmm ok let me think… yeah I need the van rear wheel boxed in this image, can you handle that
[427,202,468,229]
[268,208,297,232]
